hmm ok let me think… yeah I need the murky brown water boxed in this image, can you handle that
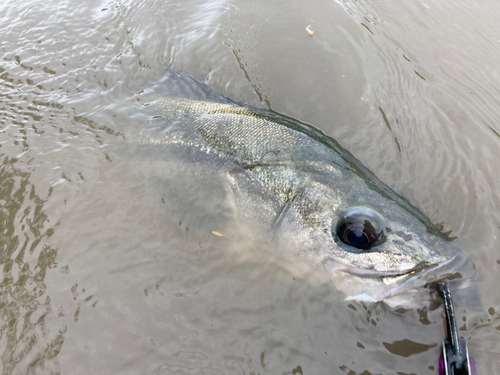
[1,0,500,373]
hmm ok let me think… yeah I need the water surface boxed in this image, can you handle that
[1,0,500,373]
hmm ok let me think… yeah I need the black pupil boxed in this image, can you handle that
[346,228,369,248]
[337,221,378,250]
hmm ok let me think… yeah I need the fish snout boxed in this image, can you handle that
[410,233,470,283]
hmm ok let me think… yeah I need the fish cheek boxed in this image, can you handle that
[331,233,420,274]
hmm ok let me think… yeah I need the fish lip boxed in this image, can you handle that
[338,247,470,301]
[338,265,409,278]
[398,248,471,286]
[336,246,469,282]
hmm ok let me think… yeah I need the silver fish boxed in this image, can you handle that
[124,66,469,301]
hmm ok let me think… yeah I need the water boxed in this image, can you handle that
[1,0,500,373]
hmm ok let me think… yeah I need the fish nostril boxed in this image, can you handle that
[396,231,412,242]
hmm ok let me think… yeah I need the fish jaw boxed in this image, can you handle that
[323,234,470,301]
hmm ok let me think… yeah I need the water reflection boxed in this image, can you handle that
[0,0,500,372]
[0,159,62,374]
[0,33,124,371]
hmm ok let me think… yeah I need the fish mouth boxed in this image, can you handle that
[332,242,471,301]
[392,247,471,289]
[338,248,469,280]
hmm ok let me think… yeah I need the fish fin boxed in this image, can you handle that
[271,202,292,232]
[145,64,234,104]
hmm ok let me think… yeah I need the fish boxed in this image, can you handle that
[122,65,469,301]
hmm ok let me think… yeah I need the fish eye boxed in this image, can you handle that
[334,208,384,252]
[337,220,378,250]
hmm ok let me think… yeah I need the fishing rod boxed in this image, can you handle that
[435,282,476,375]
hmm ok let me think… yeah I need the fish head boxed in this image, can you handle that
[329,204,460,274]
[276,160,470,302]
[325,202,469,299]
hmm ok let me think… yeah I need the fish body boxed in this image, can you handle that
[126,66,468,300]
